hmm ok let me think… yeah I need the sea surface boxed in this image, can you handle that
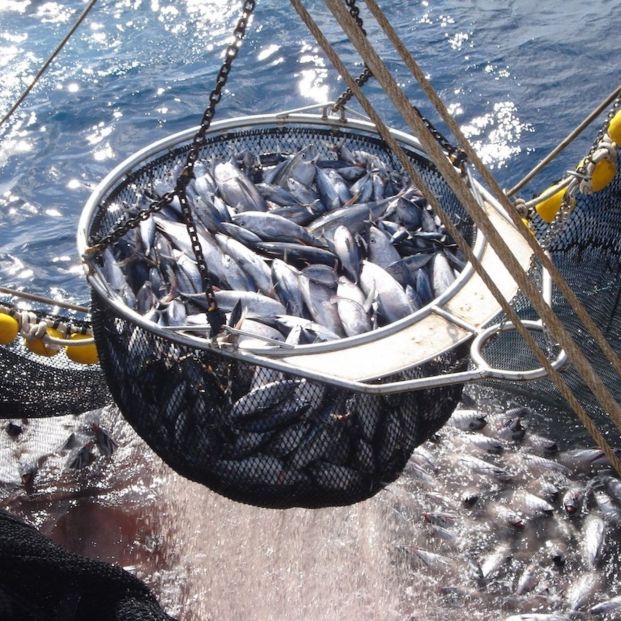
[1,1,620,620]
[0,0,619,302]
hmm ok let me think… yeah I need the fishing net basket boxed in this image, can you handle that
[78,111,530,507]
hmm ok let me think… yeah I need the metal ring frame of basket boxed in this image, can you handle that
[78,107,564,390]
[76,107,566,507]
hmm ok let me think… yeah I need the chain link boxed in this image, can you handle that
[525,92,621,278]
[536,92,621,255]
[411,103,467,168]
[332,0,372,112]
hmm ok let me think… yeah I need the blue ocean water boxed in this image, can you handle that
[0,0,618,302]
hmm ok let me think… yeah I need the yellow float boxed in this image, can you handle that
[25,326,63,357]
[588,158,617,192]
[535,184,567,222]
[65,333,99,365]
[0,313,19,345]
[607,109,621,145]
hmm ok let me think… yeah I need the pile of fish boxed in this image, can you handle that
[93,139,471,502]
[101,323,442,502]
[394,394,621,620]
[100,140,468,343]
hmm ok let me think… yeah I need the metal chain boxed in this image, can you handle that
[574,94,621,181]
[411,103,467,168]
[535,93,621,255]
[175,0,256,335]
[86,192,175,253]
[87,0,256,335]
[524,92,621,284]
[332,0,372,112]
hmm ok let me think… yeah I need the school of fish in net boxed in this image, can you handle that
[3,395,621,620]
[393,394,621,620]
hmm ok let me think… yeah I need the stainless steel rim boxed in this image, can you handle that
[78,111,489,368]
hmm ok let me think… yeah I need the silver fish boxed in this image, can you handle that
[230,379,301,419]
[567,571,603,611]
[308,195,397,239]
[410,547,452,571]
[213,160,267,212]
[233,211,320,246]
[216,233,272,295]
[447,409,487,431]
[336,297,372,337]
[592,490,621,525]
[333,225,362,283]
[271,259,305,317]
[299,276,344,336]
[431,251,456,296]
[515,561,540,595]
[480,543,512,580]
[359,260,412,324]
[184,290,286,317]
[464,434,505,455]
[301,264,338,289]
[582,514,606,567]
[459,454,513,483]
[512,490,554,517]
[368,225,401,268]
[562,484,585,515]
[590,594,621,616]
[314,165,344,211]
[268,144,317,188]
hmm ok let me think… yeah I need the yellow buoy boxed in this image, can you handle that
[0,313,19,345]
[65,333,99,365]
[590,158,616,192]
[534,185,566,223]
[25,327,63,357]
[578,156,617,192]
[608,110,621,146]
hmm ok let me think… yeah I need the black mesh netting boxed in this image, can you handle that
[482,148,621,433]
[86,121,474,507]
[92,290,467,507]
[0,301,111,419]
[0,509,173,621]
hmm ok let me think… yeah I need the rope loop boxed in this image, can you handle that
[577,134,617,194]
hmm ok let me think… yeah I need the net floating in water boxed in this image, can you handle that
[78,111,534,507]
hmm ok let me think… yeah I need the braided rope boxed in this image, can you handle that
[0,304,94,347]
[0,0,98,129]
[577,135,617,194]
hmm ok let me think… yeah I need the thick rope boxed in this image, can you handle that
[507,84,621,197]
[0,302,95,347]
[0,0,98,130]
[0,286,89,313]
[362,0,621,393]
[290,0,621,476]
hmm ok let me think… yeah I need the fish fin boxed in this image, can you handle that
[228,299,244,329]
